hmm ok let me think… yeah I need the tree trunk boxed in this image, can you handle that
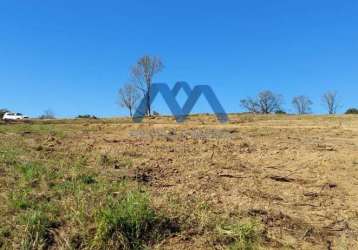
[146,85,151,116]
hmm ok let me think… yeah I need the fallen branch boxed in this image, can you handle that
[270,175,295,182]
[218,174,246,179]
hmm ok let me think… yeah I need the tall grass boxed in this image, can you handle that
[93,191,158,249]
[20,210,59,250]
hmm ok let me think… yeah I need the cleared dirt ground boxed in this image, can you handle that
[1,115,358,249]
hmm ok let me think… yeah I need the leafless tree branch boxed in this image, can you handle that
[241,90,282,114]
[322,91,340,114]
[130,55,164,116]
[292,95,313,114]
[118,83,141,117]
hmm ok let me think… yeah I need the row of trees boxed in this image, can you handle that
[1,55,353,119]
[240,90,340,115]
[119,55,348,117]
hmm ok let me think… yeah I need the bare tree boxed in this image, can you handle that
[240,98,260,113]
[240,90,282,114]
[131,55,164,116]
[292,95,313,114]
[322,91,340,114]
[39,109,55,119]
[118,83,141,117]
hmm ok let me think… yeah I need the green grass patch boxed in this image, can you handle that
[92,190,175,249]
[20,210,60,250]
[76,174,97,185]
[16,162,47,183]
[0,147,22,166]
[9,189,35,210]
[0,124,65,138]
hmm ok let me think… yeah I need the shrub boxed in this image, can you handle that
[275,110,287,114]
[345,108,358,114]
[77,114,98,119]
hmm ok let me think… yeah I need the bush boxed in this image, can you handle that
[77,114,98,119]
[345,108,358,114]
[275,110,287,114]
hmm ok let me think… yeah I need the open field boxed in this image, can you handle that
[1,115,358,249]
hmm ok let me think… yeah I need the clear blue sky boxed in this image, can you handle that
[1,0,357,117]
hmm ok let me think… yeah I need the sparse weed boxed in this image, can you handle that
[0,226,11,248]
[115,158,133,169]
[77,174,97,184]
[194,201,215,233]
[0,227,11,238]
[99,154,133,169]
[0,147,21,166]
[217,220,261,250]
[99,154,113,166]
[122,150,142,158]
[72,155,89,170]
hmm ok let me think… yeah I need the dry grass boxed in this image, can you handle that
[1,114,358,249]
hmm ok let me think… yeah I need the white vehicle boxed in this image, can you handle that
[2,112,28,121]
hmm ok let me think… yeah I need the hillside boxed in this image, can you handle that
[1,115,358,249]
